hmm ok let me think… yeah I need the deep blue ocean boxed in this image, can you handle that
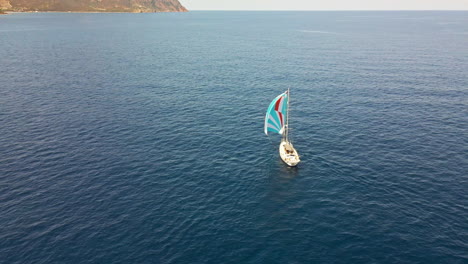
[1,11,467,264]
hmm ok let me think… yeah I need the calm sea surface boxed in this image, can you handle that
[1,11,467,264]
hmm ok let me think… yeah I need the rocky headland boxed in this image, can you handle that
[0,0,187,13]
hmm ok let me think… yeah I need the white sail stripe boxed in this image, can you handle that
[267,123,280,132]
[268,113,281,129]
[267,122,280,131]
[278,96,286,113]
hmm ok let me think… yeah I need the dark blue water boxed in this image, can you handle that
[1,11,467,264]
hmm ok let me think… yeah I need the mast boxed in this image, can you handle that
[285,88,290,142]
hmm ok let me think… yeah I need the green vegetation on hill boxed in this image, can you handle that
[0,0,187,13]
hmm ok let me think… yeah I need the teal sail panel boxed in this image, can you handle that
[264,91,288,135]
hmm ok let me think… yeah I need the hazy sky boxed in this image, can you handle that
[181,0,468,10]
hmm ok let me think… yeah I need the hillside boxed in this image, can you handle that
[0,0,187,12]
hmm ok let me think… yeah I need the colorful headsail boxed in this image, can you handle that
[265,91,288,135]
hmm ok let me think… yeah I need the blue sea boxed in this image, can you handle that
[1,11,467,263]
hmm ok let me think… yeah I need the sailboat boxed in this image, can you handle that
[264,88,301,167]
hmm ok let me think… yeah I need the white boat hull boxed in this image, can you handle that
[279,140,300,167]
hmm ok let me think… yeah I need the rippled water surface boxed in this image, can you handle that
[1,11,467,264]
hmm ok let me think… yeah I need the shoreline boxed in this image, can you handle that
[2,10,465,15]
[2,10,188,14]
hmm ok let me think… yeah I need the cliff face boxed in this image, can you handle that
[0,0,187,12]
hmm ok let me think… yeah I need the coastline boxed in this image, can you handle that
[0,0,187,13]
[1,10,188,13]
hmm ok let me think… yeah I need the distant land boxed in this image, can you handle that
[0,0,187,13]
